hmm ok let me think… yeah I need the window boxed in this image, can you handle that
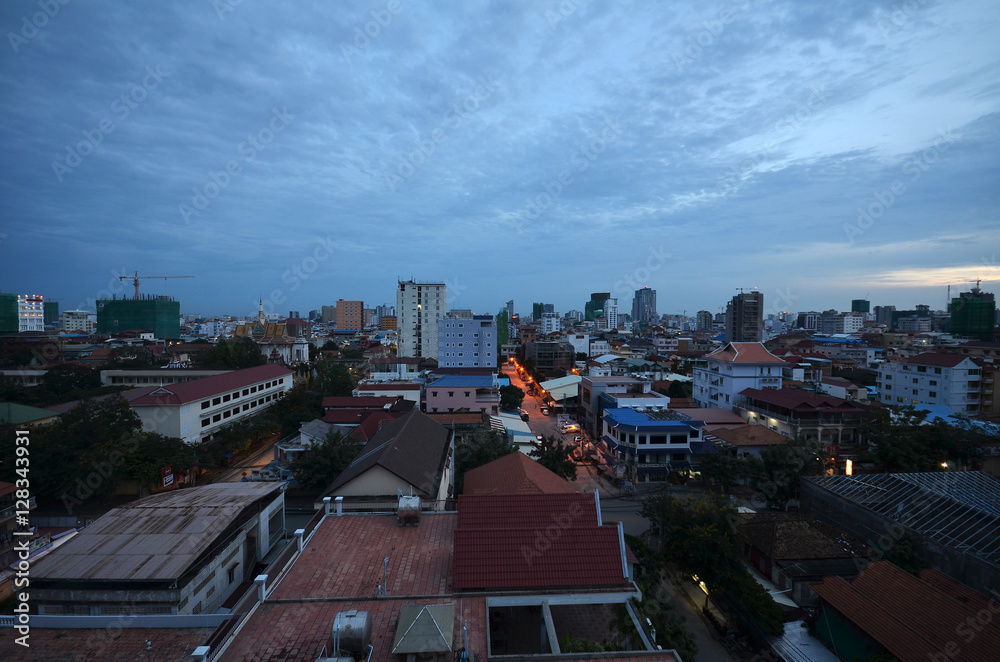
[213,397,221,406]
[201,401,210,410]
[930,380,937,386]
[917,366,927,373]
[448,391,454,397]
[201,419,210,427]
[913,389,918,396]
[465,391,470,397]
[213,414,221,422]
[913,378,919,384]
[934,367,942,374]
[929,391,937,397]
[223,394,230,402]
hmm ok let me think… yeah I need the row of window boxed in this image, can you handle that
[611,429,696,444]
[201,393,276,427]
[200,379,283,410]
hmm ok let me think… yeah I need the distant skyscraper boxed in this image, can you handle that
[725,291,763,342]
[289,310,301,319]
[335,299,364,331]
[396,280,445,359]
[950,285,996,341]
[851,299,871,314]
[632,287,657,326]
[17,294,45,333]
[605,298,619,329]
[585,292,610,321]
[874,305,895,327]
[0,293,19,334]
[505,299,514,320]
[696,310,713,330]
[532,302,545,321]
[321,305,337,322]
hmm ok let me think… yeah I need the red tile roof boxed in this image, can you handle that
[706,342,786,364]
[462,452,578,495]
[128,364,293,406]
[811,561,1000,662]
[453,525,626,591]
[322,395,399,409]
[739,387,867,412]
[269,513,457,600]
[0,627,215,661]
[710,425,788,447]
[900,352,971,368]
[345,410,406,442]
[457,493,599,529]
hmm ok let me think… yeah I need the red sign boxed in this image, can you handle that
[162,465,173,477]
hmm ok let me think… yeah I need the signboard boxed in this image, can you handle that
[162,465,174,488]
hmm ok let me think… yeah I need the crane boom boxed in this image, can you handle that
[119,271,195,299]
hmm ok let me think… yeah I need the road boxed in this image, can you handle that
[214,436,282,482]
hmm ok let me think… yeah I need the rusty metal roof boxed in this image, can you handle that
[31,482,284,582]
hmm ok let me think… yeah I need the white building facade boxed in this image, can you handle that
[877,353,983,415]
[396,280,446,359]
[693,342,785,410]
[18,294,45,332]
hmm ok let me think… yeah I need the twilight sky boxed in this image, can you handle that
[1,0,999,320]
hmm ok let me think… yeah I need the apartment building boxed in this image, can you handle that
[877,352,983,415]
[396,280,446,359]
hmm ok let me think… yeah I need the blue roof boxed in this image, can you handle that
[428,375,495,388]
[602,408,700,431]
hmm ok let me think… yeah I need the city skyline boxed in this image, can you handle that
[1,1,999,316]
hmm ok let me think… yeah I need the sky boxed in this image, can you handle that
[1,0,999,320]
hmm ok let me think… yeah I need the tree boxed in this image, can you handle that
[665,380,692,399]
[314,359,354,397]
[454,427,516,493]
[195,337,265,369]
[289,429,363,491]
[877,530,929,576]
[265,384,322,437]
[575,352,588,361]
[530,435,577,480]
[700,452,743,494]
[745,437,824,510]
[499,384,525,411]
[40,364,101,395]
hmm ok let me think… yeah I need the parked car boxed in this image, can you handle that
[574,435,582,444]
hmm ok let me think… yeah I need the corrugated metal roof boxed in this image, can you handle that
[31,482,283,582]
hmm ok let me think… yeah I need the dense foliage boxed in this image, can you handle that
[529,435,577,481]
[454,427,517,494]
[288,429,364,491]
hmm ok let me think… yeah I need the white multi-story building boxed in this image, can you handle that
[128,364,294,443]
[877,352,983,415]
[18,294,44,332]
[565,333,590,357]
[437,314,497,368]
[60,309,96,334]
[396,280,446,359]
[693,342,785,410]
[605,298,619,329]
[540,312,561,335]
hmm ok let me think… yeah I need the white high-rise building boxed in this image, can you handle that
[605,298,619,330]
[18,294,45,332]
[396,280,446,359]
[438,314,497,368]
[541,312,561,335]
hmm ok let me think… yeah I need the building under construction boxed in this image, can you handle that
[96,294,180,339]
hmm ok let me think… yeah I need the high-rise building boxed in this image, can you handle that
[874,305,895,327]
[97,295,181,338]
[696,310,713,330]
[321,305,337,322]
[335,299,364,331]
[505,300,514,321]
[725,291,763,342]
[632,287,657,327]
[44,301,59,327]
[532,302,546,321]
[289,310,301,319]
[0,293,19,334]
[541,312,561,335]
[438,313,497,368]
[16,295,45,333]
[605,298,619,330]
[585,292,611,322]
[396,280,445,359]
[950,285,996,341]
[851,299,871,314]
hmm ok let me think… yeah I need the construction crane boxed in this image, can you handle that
[119,271,194,299]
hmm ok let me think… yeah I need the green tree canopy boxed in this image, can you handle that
[529,435,576,481]
[499,384,525,411]
[745,437,824,510]
[289,429,364,491]
[41,364,101,395]
[314,359,354,396]
[195,337,266,369]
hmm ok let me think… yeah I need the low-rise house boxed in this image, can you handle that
[736,387,869,455]
[601,407,712,483]
[462,452,577,495]
[707,424,788,458]
[426,375,499,415]
[31,482,285,616]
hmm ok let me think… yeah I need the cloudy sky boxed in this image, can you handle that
[1,0,998,320]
